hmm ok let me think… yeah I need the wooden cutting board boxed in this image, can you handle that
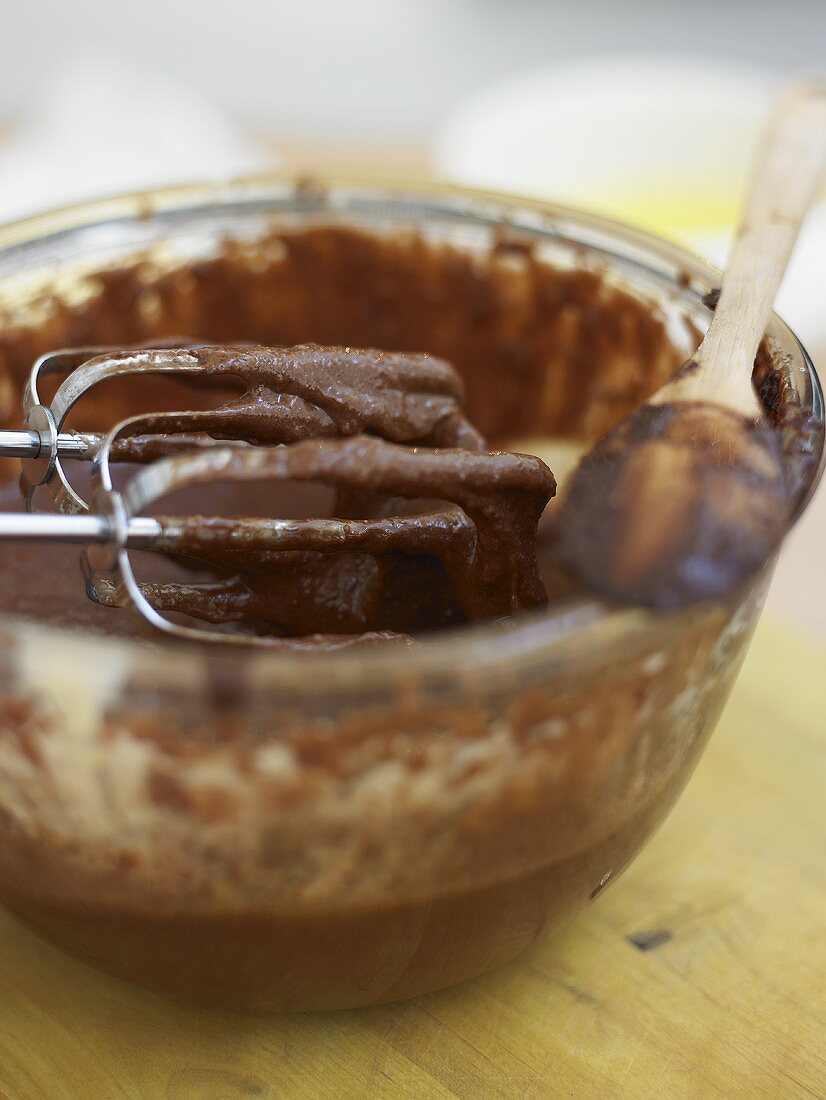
[0,616,822,1100]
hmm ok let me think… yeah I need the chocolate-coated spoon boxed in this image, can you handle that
[558,83,826,608]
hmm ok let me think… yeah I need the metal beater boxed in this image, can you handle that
[0,345,479,646]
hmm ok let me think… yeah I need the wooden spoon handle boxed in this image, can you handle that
[683,82,826,414]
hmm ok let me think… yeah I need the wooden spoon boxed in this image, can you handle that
[557,82,826,609]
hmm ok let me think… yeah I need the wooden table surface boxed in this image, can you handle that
[0,617,822,1100]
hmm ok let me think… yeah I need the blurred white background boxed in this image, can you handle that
[0,0,824,146]
[0,0,823,634]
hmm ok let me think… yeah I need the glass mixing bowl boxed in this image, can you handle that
[0,178,820,1011]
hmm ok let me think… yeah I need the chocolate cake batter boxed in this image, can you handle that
[0,226,688,443]
[0,226,692,642]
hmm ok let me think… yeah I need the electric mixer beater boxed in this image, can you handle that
[0,343,556,646]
